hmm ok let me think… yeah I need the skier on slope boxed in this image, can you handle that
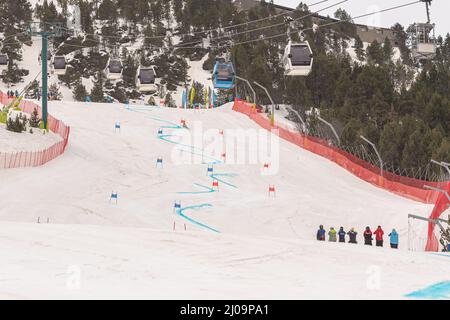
[316,225,326,241]
[364,226,373,246]
[374,226,385,247]
[389,229,399,249]
[328,227,337,242]
[338,227,346,243]
[347,228,358,244]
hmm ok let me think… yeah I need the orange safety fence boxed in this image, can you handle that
[0,90,70,169]
[233,98,449,251]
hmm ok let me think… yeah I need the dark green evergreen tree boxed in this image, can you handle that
[73,80,88,101]
[91,72,105,102]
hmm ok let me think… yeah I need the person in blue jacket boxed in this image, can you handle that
[338,227,346,243]
[317,225,326,241]
[389,229,399,249]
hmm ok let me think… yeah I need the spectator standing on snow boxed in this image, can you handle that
[338,227,346,243]
[364,226,373,246]
[348,228,357,244]
[328,227,337,242]
[316,225,326,241]
[374,226,384,247]
[389,229,399,249]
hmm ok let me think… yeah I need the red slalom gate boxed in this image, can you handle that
[233,98,449,251]
[0,91,70,169]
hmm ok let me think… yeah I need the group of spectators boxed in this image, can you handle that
[5,90,19,99]
[316,225,399,249]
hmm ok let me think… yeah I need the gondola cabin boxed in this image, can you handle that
[52,56,67,75]
[0,54,8,71]
[136,66,157,93]
[411,23,436,61]
[105,58,123,80]
[283,41,313,77]
[213,61,235,90]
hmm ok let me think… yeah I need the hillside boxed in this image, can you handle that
[0,98,446,299]
[1,0,450,179]
[0,0,450,300]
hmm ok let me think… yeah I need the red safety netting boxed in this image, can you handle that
[425,181,450,251]
[0,91,70,169]
[233,99,449,251]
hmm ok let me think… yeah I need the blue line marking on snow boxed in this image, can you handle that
[177,183,216,195]
[405,281,450,299]
[209,173,238,188]
[126,106,236,233]
[431,253,450,258]
[127,107,223,163]
[176,204,219,233]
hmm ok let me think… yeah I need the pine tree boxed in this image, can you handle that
[73,80,88,101]
[366,40,384,65]
[97,0,117,21]
[354,36,365,62]
[0,0,32,84]
[383,37,393,63]
[391,23,412,65]
[164,92,176,108]
[6,114,27,133]
[91,72,105,102]
[49,83,62,100]
[29,108,41,128]
[191,81,205,105]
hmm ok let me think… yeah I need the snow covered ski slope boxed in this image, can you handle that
[0,99,447,299]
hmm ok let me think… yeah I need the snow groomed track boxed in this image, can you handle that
[126,104,237,232]
[0,99,445,299]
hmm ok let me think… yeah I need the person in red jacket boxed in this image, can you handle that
[374,225,384,247]
[363,226,373,246]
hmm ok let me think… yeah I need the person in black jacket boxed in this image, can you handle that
[364,226,373,246]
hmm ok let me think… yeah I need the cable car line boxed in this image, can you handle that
[210,0,423,49]
[43,1,345,54]
[171,0,349,49]
[55,0,331,42]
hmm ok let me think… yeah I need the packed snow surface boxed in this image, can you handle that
[0,99,446,299]
[0,124,61,153]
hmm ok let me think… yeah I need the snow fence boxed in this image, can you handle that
[233,98,449,251]
[0,91,70,169]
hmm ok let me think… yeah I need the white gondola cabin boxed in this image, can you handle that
[52,56,67,75]
[0,54,8,71]
[411,23,436,61]
[282,41,313,77]
[136,66,157,93]
[410,1,437,62]
[105,58,123,80]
